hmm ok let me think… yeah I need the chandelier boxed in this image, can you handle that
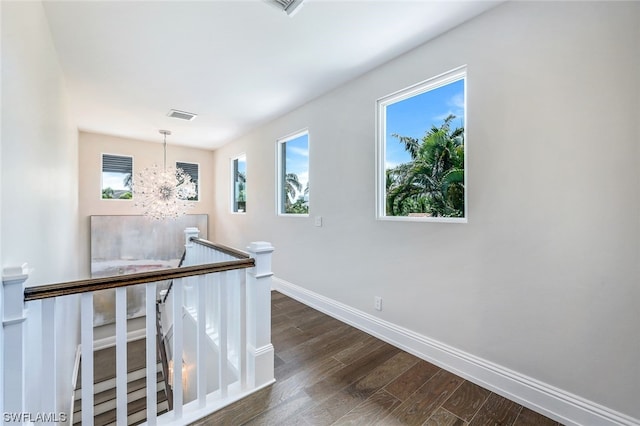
[134,130,197,220]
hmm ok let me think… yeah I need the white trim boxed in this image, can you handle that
[376,65,467,222]
[277,213,310,218]
[100,152,134,201]
[252,343,275,357]
[381,65,467,106]
[377,215,467,224]
[91,327,146,351]
[153,379,275,425]
[271,277,640,426]
[2,316,27,327]
[176,160,201,202]
[230,153,247,214]
[276,128,310,216]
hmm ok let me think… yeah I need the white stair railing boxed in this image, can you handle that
[1,230,274,426]
[2,265,29,420]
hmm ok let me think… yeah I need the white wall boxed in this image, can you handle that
[1,0,81,417]
[0,0,4,416]
[212,1,640,421]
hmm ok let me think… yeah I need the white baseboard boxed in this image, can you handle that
[272,277,639,426]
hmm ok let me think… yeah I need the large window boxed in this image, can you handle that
[277,130,309,215]
[232,155,247,213]
[176,161,199,201]
[377,66,466,222]
[101,154,133,199]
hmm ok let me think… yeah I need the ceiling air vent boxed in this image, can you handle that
[267,0,305,16]
[167,109,197,121]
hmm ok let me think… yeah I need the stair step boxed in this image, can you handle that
[77,339,162,385]
[73,393,169,426]
[73,334,172,425]
[74,371,165,413]
[75,363,163,397]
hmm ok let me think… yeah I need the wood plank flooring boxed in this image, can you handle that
[191,292,562,426]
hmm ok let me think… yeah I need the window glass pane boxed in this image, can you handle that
[102,154,133,199]
[233,156,247,213]
[279,132,309,215]
[381,69,466,221]
[176,161,199,201]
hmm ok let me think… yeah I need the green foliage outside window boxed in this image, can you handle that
[386,115,464,217]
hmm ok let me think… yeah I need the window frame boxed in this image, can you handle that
[276,129,310,217]
[101,153,134,201]
[230,154,247,214]
[176,161,200,201]
[375,66,467,223]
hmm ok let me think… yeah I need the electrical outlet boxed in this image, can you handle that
[314,216,323,227]
[374,296,382,311]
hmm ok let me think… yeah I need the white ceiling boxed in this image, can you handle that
[42,0,500,150]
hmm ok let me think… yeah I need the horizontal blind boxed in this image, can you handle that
[177,162,199,183]
[102,154,132,174]
[270,0,303,12]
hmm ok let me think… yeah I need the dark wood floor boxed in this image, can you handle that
[191,291,562,425]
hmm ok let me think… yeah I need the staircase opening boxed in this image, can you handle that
[73,339,169,426]
[4,229,275,425]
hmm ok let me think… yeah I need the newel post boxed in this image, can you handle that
[246,242,275,388]
[2,264,30,416]
[184,227,200,263]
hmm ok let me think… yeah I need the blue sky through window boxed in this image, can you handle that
[284,133,309,200]
[237,156,246,175]
[386,79,464,169]
[102,172,130,191]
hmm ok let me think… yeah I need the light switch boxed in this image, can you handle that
[314,216,322,227]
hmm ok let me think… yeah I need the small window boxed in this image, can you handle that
[232,155,247,213]
[277,130,309,215]
[102,154,133,199]
[176,162,199,201]
[377,66,466,222]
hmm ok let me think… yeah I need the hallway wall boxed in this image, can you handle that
[1,0,82,417]
[211,1,640,421]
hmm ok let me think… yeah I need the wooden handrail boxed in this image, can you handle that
[24,258,255,301]
[190,237,250,260]
[159,238,246,304]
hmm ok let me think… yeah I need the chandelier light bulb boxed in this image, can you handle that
[133,131,197,220]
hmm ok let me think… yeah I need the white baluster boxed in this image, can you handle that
[172,278,184,418]
[2,265,29,416]
[196,275,207,407]
[206,274,214,332]
[229,270,240,371]
[218,272,228,398]
[41,298,57,422]
[183,278,192,313]
[211,273,220,335]
[246,242,275,388]
[146,283,157,425]
[239,269,247,391]
[81,292,94,425]
[184,227,199,267]
[115,287,127,426]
